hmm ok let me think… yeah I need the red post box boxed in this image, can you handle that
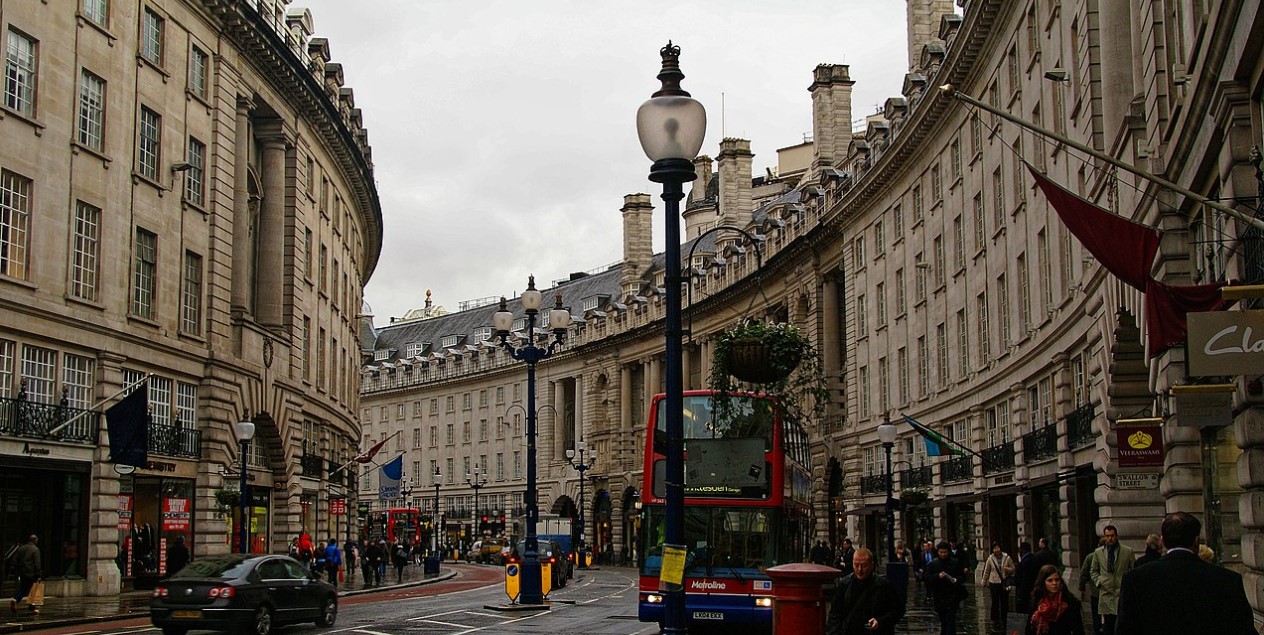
[766,563,840,635]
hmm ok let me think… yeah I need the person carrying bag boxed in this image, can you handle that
[978,541,1016,629]
[7,534,41,615]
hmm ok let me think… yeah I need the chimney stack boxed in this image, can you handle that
[717,139,754,233]
[809,64,855,172]
[906,0,956,71]
[683,155,718,240]
[621,193,654,297]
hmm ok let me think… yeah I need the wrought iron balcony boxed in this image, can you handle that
[861,473,888,495]
[300,453,324,477]
[148,422,201,459]
[1022,422,1058,462]
[901,465,933,489]
[982,442,1016,474]
[1066,403,1096,449]
[942,455,973,483]
[0,396,99,445]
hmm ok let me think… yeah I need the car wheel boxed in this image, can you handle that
[315,597,337,627]
[162,627,188,635]
[241,605,273,635]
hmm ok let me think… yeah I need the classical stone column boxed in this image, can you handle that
[621,365,633,472]
[230,97,254,313]
[255,126,290,326]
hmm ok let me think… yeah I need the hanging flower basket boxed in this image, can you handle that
[214,489,240,508]
[727,338,801,384]
[708,320,829,426]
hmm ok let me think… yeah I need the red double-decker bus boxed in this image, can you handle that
[638,390,813,630]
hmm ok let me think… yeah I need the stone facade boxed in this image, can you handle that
[358,0,1262,625]
[0,1,380,596]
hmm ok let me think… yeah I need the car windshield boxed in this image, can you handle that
[170,555,253,579]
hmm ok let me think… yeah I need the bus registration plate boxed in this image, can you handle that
[693,611,724,620]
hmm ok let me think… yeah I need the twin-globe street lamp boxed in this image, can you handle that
[635,41,706,635]
[565,440,597,568]
[877,416,908,592]
[466,466,489,539]
[492,276,572,605]
[232,420,257,554]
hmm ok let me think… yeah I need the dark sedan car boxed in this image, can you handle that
[151,554,337,635]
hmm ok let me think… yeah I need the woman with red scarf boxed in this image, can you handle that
[1026,565,1086,635]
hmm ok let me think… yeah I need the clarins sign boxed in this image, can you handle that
[1186,311,1264,376]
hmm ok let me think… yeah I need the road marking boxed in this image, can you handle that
[413,619,471,628]
[60,630,103,635]
[406,608,470,621]
[350,629,395,635]
[326,625,375,633]
[462,611,503,618]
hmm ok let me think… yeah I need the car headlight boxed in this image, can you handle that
[755,597,773,607]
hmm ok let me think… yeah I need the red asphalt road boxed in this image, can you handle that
[35,564,503,635]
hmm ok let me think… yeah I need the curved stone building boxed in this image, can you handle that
[0,1,381,595]
[358,0,1261,622]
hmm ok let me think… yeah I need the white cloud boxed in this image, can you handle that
[298,0,911,323]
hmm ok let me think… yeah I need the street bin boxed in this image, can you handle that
[766,563,839,635]
[423,556,440,575]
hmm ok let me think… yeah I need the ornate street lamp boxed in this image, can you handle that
[566,440,597,568]
[233,420,256,554]
[400,474,414,545]
[432,467,443,563]
[635,41,706,635]
[878,415,908,590]
[493,277,572,605]
[467,466,488,538]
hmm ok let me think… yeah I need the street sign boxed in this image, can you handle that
[1115,473,1159,490]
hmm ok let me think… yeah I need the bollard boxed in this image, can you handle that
[766,563,840,635]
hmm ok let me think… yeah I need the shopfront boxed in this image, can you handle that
[0,455,89,582]
[116,460,199,584]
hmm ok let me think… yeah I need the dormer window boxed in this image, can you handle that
[373,349,390,362]
[471,327,493,342]
[581,294,610,312]
[440,334,464,348]
[512,317,526,332]
[405,342,426,358]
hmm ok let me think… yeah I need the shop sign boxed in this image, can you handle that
[1171,387,1233,428]
[163,498,191,531]
[1187,311,1264,376]
[118,495,133,531]
[1114,473,1159,490]
[330,498,347,515]
[1116,419,1165,468]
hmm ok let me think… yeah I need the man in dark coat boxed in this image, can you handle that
[1132,533,1162,568]
[1013,541,1037,614]
[837,538,856,576]
[923,541,968,635]
[1033,537,1061,573]
[165,535,190,577]
[6,534,40,614]
[826,547,904,635]
[1115,512,1256,635]
[810,540,832,566]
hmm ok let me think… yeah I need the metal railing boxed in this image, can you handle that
[0,396,99,444]
[901,465,933,489]
[148,422,201,459]
[1022,422,1058,462]
[301,454,324,477]
[942,455,972,483]
[982,442,1016,474]
[1066,403,1096,449]
[861,474,888,495]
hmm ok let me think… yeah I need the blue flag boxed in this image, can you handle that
[106,386,150,467]
[903,415,963,457]
[379,455,403,500]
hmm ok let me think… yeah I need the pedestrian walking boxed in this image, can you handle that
[6,534,41,614]
[1025,565,1086,635]
[810,539,832,565]
[1115,512,1256,635]
[837,538,856,576]
[165,535,190,577]
[296,531,315,569]
[1033,537,1061,573]
[361,541,379,585]
[1077,538,1103,635]
[977,541,1015,631]
[323,538,341,586]
[1088,525,1134,635]
[392,540,408,581]
[1014,541,1037,615]
[923,541,968,635]
[344,540,358,581]
[825,547,905,635]
[314,540,327,575]
[1133,533,1162,568]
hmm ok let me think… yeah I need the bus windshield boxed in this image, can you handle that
[652,394,775,499]
[640,506,782,578]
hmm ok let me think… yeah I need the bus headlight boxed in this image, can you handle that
[646,593,664,604]
[754,597,773,608]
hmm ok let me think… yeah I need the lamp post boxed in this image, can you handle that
[566,440,597,568]
[877,415,909,597]
[493,277,572,605]
[636,41,706,635]
[466,466,488,540]
[400,475,414,545]
[233,420,256,554]
[432,467,442,558]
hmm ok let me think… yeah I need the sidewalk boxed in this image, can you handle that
[0,563,459,634]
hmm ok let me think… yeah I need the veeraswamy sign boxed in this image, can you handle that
[1187,311,1264,376]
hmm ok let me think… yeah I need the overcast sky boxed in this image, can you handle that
[296,1,915,325]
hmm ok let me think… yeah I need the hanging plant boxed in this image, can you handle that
[708,320,830,426]
[899,488,930,508]
[214,489,240,508]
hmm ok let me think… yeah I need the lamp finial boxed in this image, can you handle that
[654,41,689,98]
